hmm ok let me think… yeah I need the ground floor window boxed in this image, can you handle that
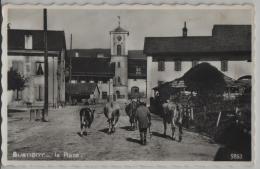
[102,92,108,99]
[35,85,44,101]
[13,90,22,101]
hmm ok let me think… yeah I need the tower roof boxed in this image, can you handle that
[110,26,129,33]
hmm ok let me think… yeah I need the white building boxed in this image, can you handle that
[144,23,251,106]
[7,29,66,107]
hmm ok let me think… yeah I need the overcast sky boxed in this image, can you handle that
[8,8,252,50]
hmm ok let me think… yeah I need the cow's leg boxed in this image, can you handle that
[80,123,84,136]
[178,123,183,142]
[108,121,111,134]
[171,121,176,140]
[84,122,87,135]
[163,119,167,137]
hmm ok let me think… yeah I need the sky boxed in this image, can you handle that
[8,8,252,50]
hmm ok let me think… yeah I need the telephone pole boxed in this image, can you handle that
[69,34,72,104]
[43,8,48,121]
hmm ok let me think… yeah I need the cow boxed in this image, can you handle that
[162,101,183,142]
[79,107,95,136]
[104,101,120,134]
[125,100,139,130]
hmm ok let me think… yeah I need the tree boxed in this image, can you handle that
[8,67,26,100]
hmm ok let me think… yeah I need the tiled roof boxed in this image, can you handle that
[8,29,66,51]
[68,49,111,58]
[71,57,115,77]
[128,50,146,60]
[144,25,251,60]
[65,83,99,95]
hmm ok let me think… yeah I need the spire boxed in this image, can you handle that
[183,21,188,37]
[117,16,121,27]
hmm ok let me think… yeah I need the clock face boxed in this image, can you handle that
[117,35,122,41]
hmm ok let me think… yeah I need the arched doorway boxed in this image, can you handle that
[131,86,139,98]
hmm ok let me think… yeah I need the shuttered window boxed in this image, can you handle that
[221,60,228,72]
[12,61,24,75]
[175,61,182,71]
[158,60,165,71]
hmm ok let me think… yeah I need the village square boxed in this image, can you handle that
[5,7,252,161]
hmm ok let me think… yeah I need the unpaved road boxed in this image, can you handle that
[8,103,220,161]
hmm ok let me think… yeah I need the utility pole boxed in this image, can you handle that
[43,8,48,121]
[69,34,72,104]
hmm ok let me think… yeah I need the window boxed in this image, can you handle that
[35,85,44,101]
[24,34,33,49]
[158,81,164,86]
[192,60,198,67]
[158,60,165,71]
[118,62,120,68]
[12,61,24,75]
[36,62,44,75]
[175,61,182,71]
[221,60,228,72]
[118,76,121,84]
[136,66,141,75]
[117,45,122,55]
[13,90,22,101]
[102,92,108,99]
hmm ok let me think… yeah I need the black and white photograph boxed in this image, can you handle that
[1,4,253,163]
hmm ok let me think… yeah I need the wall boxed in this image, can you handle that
[97,79,113,100]
[146,56,251,106]
[8,55,59,106]
[128,79,146,97]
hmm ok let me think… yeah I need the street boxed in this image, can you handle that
[8,103,220,161]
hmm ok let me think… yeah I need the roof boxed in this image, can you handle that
[71,57,115,77]
[144,25,251,60]
[66,83,99,96]
[67,49,146,60]
[68,49,111,58]
[8,29,66,52]
[110,26,129,33]
[128,50,146,60]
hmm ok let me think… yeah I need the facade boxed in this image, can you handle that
[66,83,100,103]
[67,26,146,102]
[7,29,66,107]
[144,24,251,106]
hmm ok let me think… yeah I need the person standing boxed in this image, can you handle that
[135,102,151,145]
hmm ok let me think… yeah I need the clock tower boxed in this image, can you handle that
[110,16,129,101]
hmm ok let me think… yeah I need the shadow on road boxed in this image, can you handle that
[99,128,109,134]
[152,131,172,140]
[120,126,132,131]
[126,137,141,145]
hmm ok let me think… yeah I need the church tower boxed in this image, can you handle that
[110,16,129,101]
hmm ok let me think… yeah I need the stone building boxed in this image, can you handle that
[144,23,251,106]
[7,29,66,107]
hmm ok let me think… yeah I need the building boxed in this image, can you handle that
[66,83,100,103]
[67,25,147,102]
[7,29,66,107]
[144,23,251,106]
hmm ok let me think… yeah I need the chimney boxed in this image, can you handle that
[182,21,187,37]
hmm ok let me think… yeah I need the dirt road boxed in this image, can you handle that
[8,103,220,161]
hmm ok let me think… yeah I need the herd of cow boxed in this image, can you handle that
[79,99,184,145]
